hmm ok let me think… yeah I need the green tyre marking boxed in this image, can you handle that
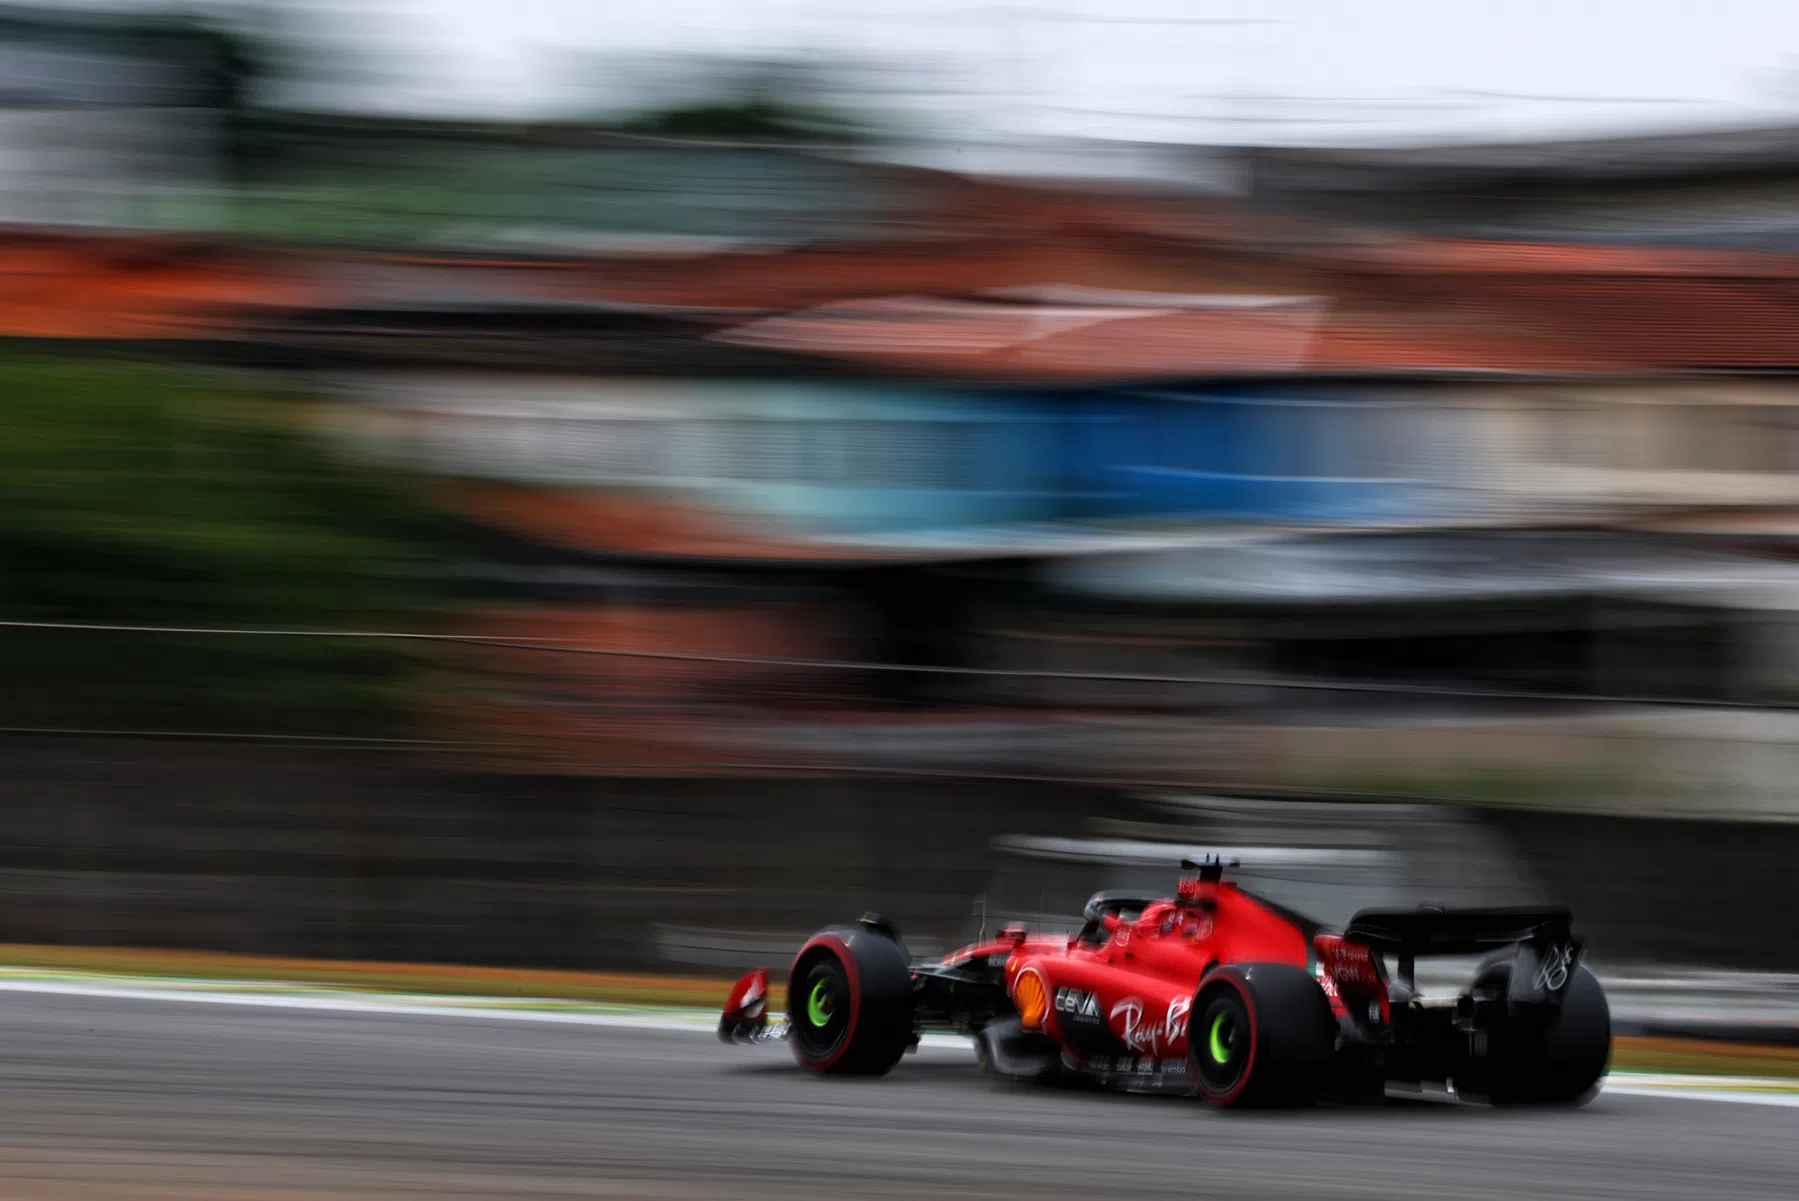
[1209,1011,1233,1064]
[807,980,833,1027]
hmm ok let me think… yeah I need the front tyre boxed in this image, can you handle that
[1189,964,1336,1109]
[787,925,915,1076]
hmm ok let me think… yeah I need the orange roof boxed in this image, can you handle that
[713,293,1332,380]
[706,289,1671,377]
[14,218,1799,375]
[1327,236,1799,278]
[593,223,1799,376]
[0,234,335,338]
[1308,314,1633,373]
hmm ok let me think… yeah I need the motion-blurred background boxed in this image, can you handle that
[5,1,1799,1011]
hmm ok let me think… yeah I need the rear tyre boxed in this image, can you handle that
[1189,964,1337,1109]
[787,925,915,1076]
[1469,960,1611,1106]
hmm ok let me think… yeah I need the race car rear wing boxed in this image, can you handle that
[1343,905,1581,1008]
[1343,905,1571,955]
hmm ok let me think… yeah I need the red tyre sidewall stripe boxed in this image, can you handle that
[794,932,862,1072]
[1197,973,1260,1106]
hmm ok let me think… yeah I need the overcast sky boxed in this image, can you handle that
[158,0,1799,144]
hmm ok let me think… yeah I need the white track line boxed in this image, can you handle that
[0,976,976,1049]
[1603,1082,1799,1108]
[0,975,1787,1104]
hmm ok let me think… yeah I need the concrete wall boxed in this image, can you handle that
[0,736,1100,970]
[0,735,1793,972]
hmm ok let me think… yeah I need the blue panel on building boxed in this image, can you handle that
[1067,388,1420,523]
[697,383,1424,535]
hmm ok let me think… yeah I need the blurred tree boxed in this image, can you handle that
[0,2,394,182]
[0,358,460,736]
[134,9,268,183]
[618,96,855,141]
[597,54,890,143]
[107,5,325,184]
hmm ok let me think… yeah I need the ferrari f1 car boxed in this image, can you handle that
[718,857,1610,1108]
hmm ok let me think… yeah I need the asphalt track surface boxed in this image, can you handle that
[0,991,1793,1201]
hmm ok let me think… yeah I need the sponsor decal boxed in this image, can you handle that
[1014,968,1051,1030]
[1164,995,1192,1045]
[1084,1055,1191,1083]
[1055,987,1102,1020]
[1188,914,1215,941]
[1317,937,1380,986]
[1533,944,1574,993]
[1109,995,1193,1056]
[1110,997,1149,1051]
[987,954,1011,967]
[1315,967,1342,1007]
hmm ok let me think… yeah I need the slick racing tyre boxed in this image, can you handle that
[1189,964,1336,1109]
[788,924,915,1076]
[1468,959,1611,1106]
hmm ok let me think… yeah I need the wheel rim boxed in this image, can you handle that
[1193,994,1251,1095]
[1208,1011,1235,1064]
[793,959,852,1059]
[807,980,835,1028]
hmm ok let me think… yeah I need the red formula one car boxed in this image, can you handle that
[719,857,1611,1107]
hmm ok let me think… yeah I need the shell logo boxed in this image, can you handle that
[1014,969,1050,1031]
